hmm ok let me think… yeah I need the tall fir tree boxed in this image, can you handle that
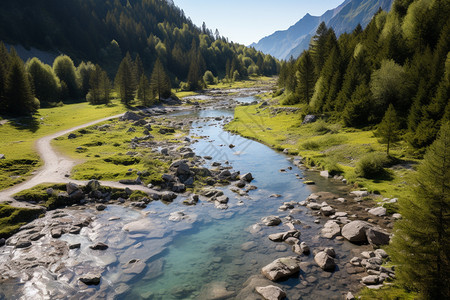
[389,122,450,299]
[114,53,135,105]
[150,59,171,101]
[4,52,38,115]
[295,51,315,104]
[376,104,401,156]
[136,74,152,106]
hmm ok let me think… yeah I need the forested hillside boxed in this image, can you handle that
[278,0,450,155]
[0,0,278,85]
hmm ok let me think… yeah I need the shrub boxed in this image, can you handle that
[302,140,320,150]
[312,119,330,135]
[355,152,389,179]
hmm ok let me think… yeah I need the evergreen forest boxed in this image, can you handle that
[277,0,450,156]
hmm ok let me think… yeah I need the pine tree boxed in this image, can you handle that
[389,122,450,299]
[150,59,171,101]
[87,65,110,105]
[4,53,38,115]
[114,53,135,105]
[376,104,401,156]
[136,74,152,106]
[295,51,315,104]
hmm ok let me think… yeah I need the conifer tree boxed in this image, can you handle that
[5,53,39,115]
[88,65,110,105]
[77,61,95,98]
[295,51,315,104]
[114,53,135,105]
[136,74,152,106]
[389,122,450,299]
[150,59,171,101]
[376,104,401,156]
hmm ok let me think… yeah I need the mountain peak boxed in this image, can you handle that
[252,0,394,60]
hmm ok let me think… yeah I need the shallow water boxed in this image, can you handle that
[1,95,359,300]
[121,96,359,299]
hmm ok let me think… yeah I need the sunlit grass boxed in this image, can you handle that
[226,103,417,201]
[0,100,127,190]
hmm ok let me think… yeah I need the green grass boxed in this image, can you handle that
[0,203,44,239]
[52,118,183,184]
[226,104,417,201]
[359,284,417,299]
[0,100,127,190]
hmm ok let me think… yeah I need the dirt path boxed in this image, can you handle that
[0,112,156,207]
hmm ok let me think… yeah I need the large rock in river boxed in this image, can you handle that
[321,220,341,239]
[261,257,301,281]
[261,216,281,226]
[314,251,336,271]
[255,285,287,300]
[341,221,371,243]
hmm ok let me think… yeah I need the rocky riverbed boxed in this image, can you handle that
[0,88,397,299]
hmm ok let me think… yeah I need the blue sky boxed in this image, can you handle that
[173,0,344,45]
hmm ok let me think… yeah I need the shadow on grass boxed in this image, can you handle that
[7,115,41,133]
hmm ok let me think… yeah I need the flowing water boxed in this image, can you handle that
[1,94,360,299]
[119,96,359,299]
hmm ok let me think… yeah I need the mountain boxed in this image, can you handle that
[251,0,394,60]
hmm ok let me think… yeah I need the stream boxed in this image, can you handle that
[0,93,362,300]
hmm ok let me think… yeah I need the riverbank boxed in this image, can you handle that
[1,85,402,299]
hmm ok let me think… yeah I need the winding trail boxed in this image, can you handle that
[0,112,156,207]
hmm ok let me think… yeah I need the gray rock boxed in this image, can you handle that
[366,228,390,246]
[255,285,287,300]
[122,259,146,275]
[346,292,356,300]
[350,191,369,197]
[90,242,108,250]
[320,205,335,216]
[361,275,379,285]
[96,204,107,211]
[341,220,371,243]
[215,195,229,204]
[368,207,387,217]
[241,241,257,252]
[261,257,301,281]
[15,240,32,248]
[121,111,143,121]
[307,203,322,210]
[241,173,253,182]
[321,220,341,239]
[79,273,101,285]
[0,154,5,159]
[169,211,186,222]
[392,213,402,220]
[374,249,388,259]
[183,194,199,206]
[261,216,282,226]
[69,243,81,249]
[68,133,77,139]
[320,170,329,178]
[302,115,317,124]
[66,182,79,195]
[161,192,177,202]
[314,251,336,271]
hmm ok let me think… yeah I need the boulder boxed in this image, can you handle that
[300,242,310,255]
[121,111,143,121]
[361,275,379,285]
[341,221,371,243]
[261,216,282,226]
[320,206,335,216]
[307,203,321,210]
[350,191,369,197]
[161,192,177,202]
[90,242,108,250]
[66,182,80,195]
[255,285,287,300]
[314,251,336,271]
[320,170,330,178]
[68,133,77,139]
[241,173,253,182]
[96,204,107,211]
[366,228,390,246]
[79,273,101,285]
[321,220,341,239]
[169,211,187,222]
[302,115,317,124]
[368,207,387,217]
[261,257,301,281]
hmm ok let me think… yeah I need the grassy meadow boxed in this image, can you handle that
[0,100,127,190]
[226,102,417,202]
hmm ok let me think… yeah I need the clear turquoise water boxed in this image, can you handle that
[119,97,358,299]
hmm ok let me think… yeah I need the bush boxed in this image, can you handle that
[281,93,299,105]
[302,140,320,150]
[324,158,343,175]
[312,119,330,135]
[355,152,389,179]
[203,70,216,85]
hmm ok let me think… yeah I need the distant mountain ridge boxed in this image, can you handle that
[251,0,393,60]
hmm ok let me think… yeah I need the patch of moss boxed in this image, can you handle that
[358,283,417,299]
[129,190,148,200]
[0,204,44,238]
